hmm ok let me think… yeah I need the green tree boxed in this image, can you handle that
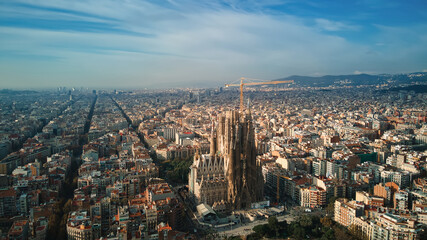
[268,216,278,227]
[47,213,60,240]
[247,233,262,240]
[58,214,68,240]
[299,215,313,228]
[164,157,193,184]
[418,226,427,240]
[204,228,220,240]
[279,219,288,237]
[63,199,73,213]
[326,197,338,215]
[321,228,335,240]
[224,236,242,240]
[292,225,306,240]
[321,216,333,228]
[268,216,279,237]
[333,225,353,240]
[348,224,369,240]
[253,224,270,237]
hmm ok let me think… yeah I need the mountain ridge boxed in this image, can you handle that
[274,72,427,87]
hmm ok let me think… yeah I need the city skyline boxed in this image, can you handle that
[1,0,427,89]
[1,86,426,239]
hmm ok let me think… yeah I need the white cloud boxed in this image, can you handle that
[0,0,426,88]
[315,18,359,31]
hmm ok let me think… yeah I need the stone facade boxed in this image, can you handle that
[188,154,227,207]
[189,110,263,210]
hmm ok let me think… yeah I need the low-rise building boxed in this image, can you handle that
[66,210,93,240]
[334,198,364,227]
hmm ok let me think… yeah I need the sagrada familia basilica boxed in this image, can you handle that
[189,110,264,211]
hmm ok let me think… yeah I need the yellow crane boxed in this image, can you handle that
[225,77,294,111]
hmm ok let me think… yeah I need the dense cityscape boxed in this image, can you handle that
[0,79,426,240]
[2,0,427,239]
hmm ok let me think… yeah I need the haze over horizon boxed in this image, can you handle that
[1,0,427,89]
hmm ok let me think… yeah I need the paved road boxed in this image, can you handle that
[218,214,295,237]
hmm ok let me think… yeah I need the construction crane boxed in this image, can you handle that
[225,77,294,111]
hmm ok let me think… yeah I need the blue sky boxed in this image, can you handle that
[1,0,426,89]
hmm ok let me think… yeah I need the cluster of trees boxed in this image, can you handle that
[47,199,74,240]
[47,157,79,240]
[163,157,193,185]
[246,215,364,240]
[247,216,287,239]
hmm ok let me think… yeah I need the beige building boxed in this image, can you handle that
[334,199,423,240]
[334,198,364,227]
[373,214,420,240]
[300,186,326,209]
[66,211,93,240]
[356,191,384,207]
[374,183,393,204]
[188,153,227,207]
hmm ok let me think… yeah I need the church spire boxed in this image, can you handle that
[210,115,217,157]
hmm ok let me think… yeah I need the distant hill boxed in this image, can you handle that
[274,72,427,87]
[377,84,427,93]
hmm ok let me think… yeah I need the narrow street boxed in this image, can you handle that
[48,94,98,239]
[110,95,199,236]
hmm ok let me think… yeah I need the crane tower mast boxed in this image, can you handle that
[225,77,294,111]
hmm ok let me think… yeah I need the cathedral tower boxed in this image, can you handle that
[189,110,263,210]
[216,110,263,209]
